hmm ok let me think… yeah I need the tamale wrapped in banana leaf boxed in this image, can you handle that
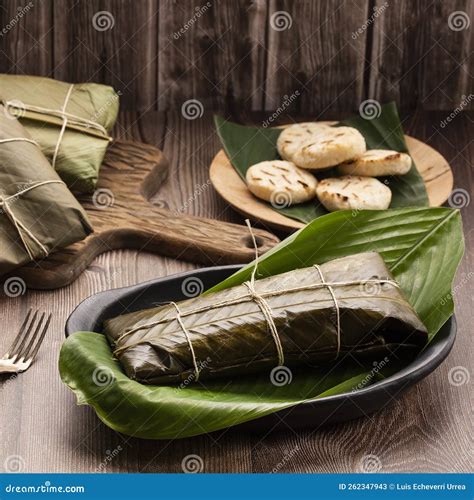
[0,109,92,275]
[105,252,428,385]
[0,74,119,193]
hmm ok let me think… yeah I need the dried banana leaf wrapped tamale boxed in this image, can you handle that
[106,252,428,385]
[0,74,119,193]
[0,109,92,275]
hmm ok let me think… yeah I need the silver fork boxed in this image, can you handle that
[0,309,52,374]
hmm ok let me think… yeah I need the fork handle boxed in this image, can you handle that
[0,360,20,373]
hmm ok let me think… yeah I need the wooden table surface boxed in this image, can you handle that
[0,110,472,473]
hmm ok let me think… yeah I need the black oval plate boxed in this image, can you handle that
[65,265,456,432]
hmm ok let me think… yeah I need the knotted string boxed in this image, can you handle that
[0,137,66,258]
[4,84,112,169]
[52,84,74,168]
[313,264,341,357]
[243,219,285,366]
[170,302,201,382]
[0,179,66,259]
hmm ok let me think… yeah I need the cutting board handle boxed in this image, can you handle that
[15,140,280,289]
[95,207,280,265]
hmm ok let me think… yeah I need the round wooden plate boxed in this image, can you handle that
[210,135,454,232]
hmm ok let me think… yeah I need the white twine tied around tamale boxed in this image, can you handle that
[243,219,285,366]
[313,264,341,355]
[112,222,401,381]
[0,137,39,147]
[170,301,202,382]
[0,138,66,259]
[4,84,112,169]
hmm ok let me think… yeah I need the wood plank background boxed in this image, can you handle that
[0,0,472,112]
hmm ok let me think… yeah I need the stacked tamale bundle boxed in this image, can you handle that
[106,252,428,385]
[0,74,119,193]
[0,108,92,275]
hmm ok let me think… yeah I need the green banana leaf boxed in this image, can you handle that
[214,102,429,224]
[0,110,92,275]
[209,207,464,341]
[59,207,463,439]
[0,74,119,194]
[60,336,371,439]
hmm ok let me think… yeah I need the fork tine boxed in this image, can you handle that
[6,309,34,357]
[25,313,52,362]
[11,310,41,360]
[20,312,48,361]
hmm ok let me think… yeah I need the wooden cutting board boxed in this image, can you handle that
[12,140,280,290]
[210,134,454,232]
